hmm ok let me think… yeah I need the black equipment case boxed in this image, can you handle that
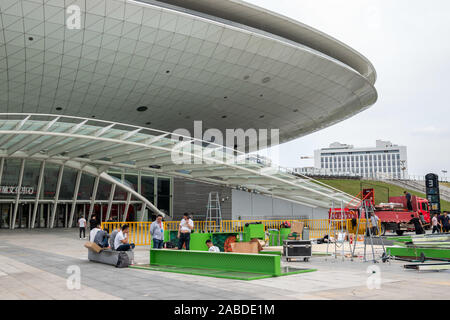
[283,240,312,262]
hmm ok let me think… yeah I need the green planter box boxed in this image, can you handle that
[279,228,291,243]
[150,249,281,276]
[387,246,450,259]
[243,224,265,242]
[189,233,212,251]
[268,230,280,246]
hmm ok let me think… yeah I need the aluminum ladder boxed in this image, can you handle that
[205,192,222,232]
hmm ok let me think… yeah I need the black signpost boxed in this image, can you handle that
[425,173,441,214]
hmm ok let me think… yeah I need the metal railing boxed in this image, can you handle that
[102,219,380,246]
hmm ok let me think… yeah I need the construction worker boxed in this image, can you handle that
[443,212,450,233]
[409,214,425,235]
[432,213,440,234]
[370,213,380,236]
[404,191,413,211]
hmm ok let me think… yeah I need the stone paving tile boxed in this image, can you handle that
[1,230,450,300]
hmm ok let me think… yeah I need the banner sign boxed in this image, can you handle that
[0,186,34,195]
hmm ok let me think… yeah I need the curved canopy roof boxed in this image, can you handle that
[0,0,377,145]
[0,113,355,208]
[150,0,377,84]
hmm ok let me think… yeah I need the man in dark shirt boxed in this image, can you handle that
[89,215,98,231]
[442,212,450,233]
[409,214,425,235]
[404,191,413,211]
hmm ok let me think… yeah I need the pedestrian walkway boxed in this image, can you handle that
[0,230,449,300]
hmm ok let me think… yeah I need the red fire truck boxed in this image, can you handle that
[329,189,431,236]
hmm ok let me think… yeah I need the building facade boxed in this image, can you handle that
[0,0,378,228]
[313,141,408,179]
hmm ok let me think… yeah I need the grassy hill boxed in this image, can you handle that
[317,179,450,212]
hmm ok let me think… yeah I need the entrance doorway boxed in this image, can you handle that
[0,204,12,229]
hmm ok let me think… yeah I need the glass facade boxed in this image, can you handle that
[0,158,173,229]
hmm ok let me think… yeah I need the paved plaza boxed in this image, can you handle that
[0,229,449,300]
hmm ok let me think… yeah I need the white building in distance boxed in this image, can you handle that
[311,140,408,179]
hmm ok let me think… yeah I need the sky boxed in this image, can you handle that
[245,0,450,178]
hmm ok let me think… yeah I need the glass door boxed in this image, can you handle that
[0,204,11,229]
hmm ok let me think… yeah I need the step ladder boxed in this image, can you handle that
[351,199,386,263]
[205,192,222,232]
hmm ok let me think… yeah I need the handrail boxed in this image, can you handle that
[101,218,380,246]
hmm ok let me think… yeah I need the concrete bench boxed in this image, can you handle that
[87,248,134,266]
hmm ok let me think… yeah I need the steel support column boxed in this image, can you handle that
[68,170,82,227]
[11,159,25,229]
[123,192,131,222]
[139,202,147,222]
[88,176,100,222]
[105,184,116,221]
[0,158,4,185]
[31,161,45,228]
[50,164,64,228]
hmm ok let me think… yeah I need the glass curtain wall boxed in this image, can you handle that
[0,158,173,229]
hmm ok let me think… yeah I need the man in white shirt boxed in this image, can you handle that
[178,213,194,250]
[206,240,220,252]
[90,222,101,242]
[78,216,87,239]
[114,224,135,251]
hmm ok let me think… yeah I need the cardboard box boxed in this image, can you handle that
[291,221,304,235]
[84,241,103,253]
[230,241,259,254]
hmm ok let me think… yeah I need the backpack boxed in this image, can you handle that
[164,241,175,249]
[115,252,130,268]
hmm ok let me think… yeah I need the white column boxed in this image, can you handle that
[31,161,45,229]
[11,159,26,229]
[0,158,4,185]
[50,164,64,228]
[139,202,147,222]
[68,170,82,227]
[106,184,116,221]
[88,176,100,222]
[123,192,131,222]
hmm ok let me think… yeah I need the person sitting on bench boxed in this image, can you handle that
[114,224,135,251]
[93,223,110,248]
[206,239,220,252]
[90,222,101,241]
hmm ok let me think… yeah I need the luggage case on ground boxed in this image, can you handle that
[283,240,312,262]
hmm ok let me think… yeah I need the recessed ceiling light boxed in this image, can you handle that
[137,106,148,112]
